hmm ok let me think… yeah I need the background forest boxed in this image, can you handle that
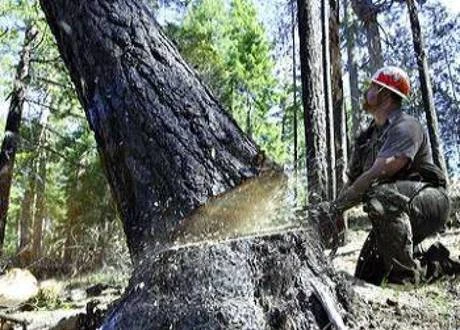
[0,0,458,278]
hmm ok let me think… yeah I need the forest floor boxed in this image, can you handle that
[1,270,129,329]
[337,206,460,330]
[2,199,459,329]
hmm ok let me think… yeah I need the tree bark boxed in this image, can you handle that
[406,0,448,177]
[17,160,36,267]
[39,0,269,260]
[102,230,350,330]
[329,0,347,195]
[351,0,384,74]
[0,26,38,254]
[441,45,459,109]
[291,0,298,170]
[296,0,329,202]
[31,119,48,261]
[63,166,82,269]
[322,0,336,200]
[344,0,361,138]
[246,95,252,137]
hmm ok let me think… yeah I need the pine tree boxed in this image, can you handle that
[0,25,38,254]
[297,0,329,202]
[406,0,448,177]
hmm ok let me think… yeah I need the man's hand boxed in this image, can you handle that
[310,202,345,250]
[335,155,410,213]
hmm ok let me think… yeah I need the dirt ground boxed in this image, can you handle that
[336,206,460,330]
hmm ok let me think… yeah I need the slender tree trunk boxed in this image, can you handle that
[297,0,329,202]
[0,26,38,254]
[344,0,361,138]
[17,160,36,267]
[351,0,384,74]
[246,95,252,137]
[291,0,298,170]
[62,174,80,268]
[329,0,347,195]
[443,45,460,166]
[322,0,336,200]
[281,107,286,141]
[442,45,459,109]
[406,0,448,177]
[365,15,383,73]
[31,118,48,261]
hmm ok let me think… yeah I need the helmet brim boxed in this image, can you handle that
[372,79,409,100]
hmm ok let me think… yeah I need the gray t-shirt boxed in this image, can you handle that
[348,110,433,182]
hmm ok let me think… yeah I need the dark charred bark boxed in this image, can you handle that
[351,0,384,74]
[0,26,38,255]
[406,0,448,178]
[330,0,347,194]
[39,0,269,259]
[322,0,336,200]
[297,0,329,202]
[102,230,350,330]
[344,0,361,138]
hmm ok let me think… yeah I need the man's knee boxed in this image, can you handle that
[410,187,450,243]
[364,184,409,221]
[363,185,414,263]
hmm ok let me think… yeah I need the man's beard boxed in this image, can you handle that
[362,97,373,112]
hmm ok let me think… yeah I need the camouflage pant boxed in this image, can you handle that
[355,181,450,285]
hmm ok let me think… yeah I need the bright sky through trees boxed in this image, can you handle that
[0,0,458,120]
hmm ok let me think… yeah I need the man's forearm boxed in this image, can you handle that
[335,170,377,212]
[333,156,409,214]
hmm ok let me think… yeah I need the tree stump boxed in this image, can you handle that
[103,230,350,329]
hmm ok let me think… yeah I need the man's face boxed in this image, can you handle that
[362,82,385,112]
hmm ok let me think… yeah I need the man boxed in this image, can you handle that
[331,66,451,285]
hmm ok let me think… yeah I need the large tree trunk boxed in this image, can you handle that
[0,26,38,254]
[40,0,269,260]
[297,0,329,202]
[322,0,336,200]
[327,0,347,197]
[344,0,361,138]
[329,0,347,194]
[406,0,448,177]
[351,0,384,74]
[291,0,299,170]
[39,0,350,327]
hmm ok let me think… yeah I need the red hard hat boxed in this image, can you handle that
[371,66,411,99]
